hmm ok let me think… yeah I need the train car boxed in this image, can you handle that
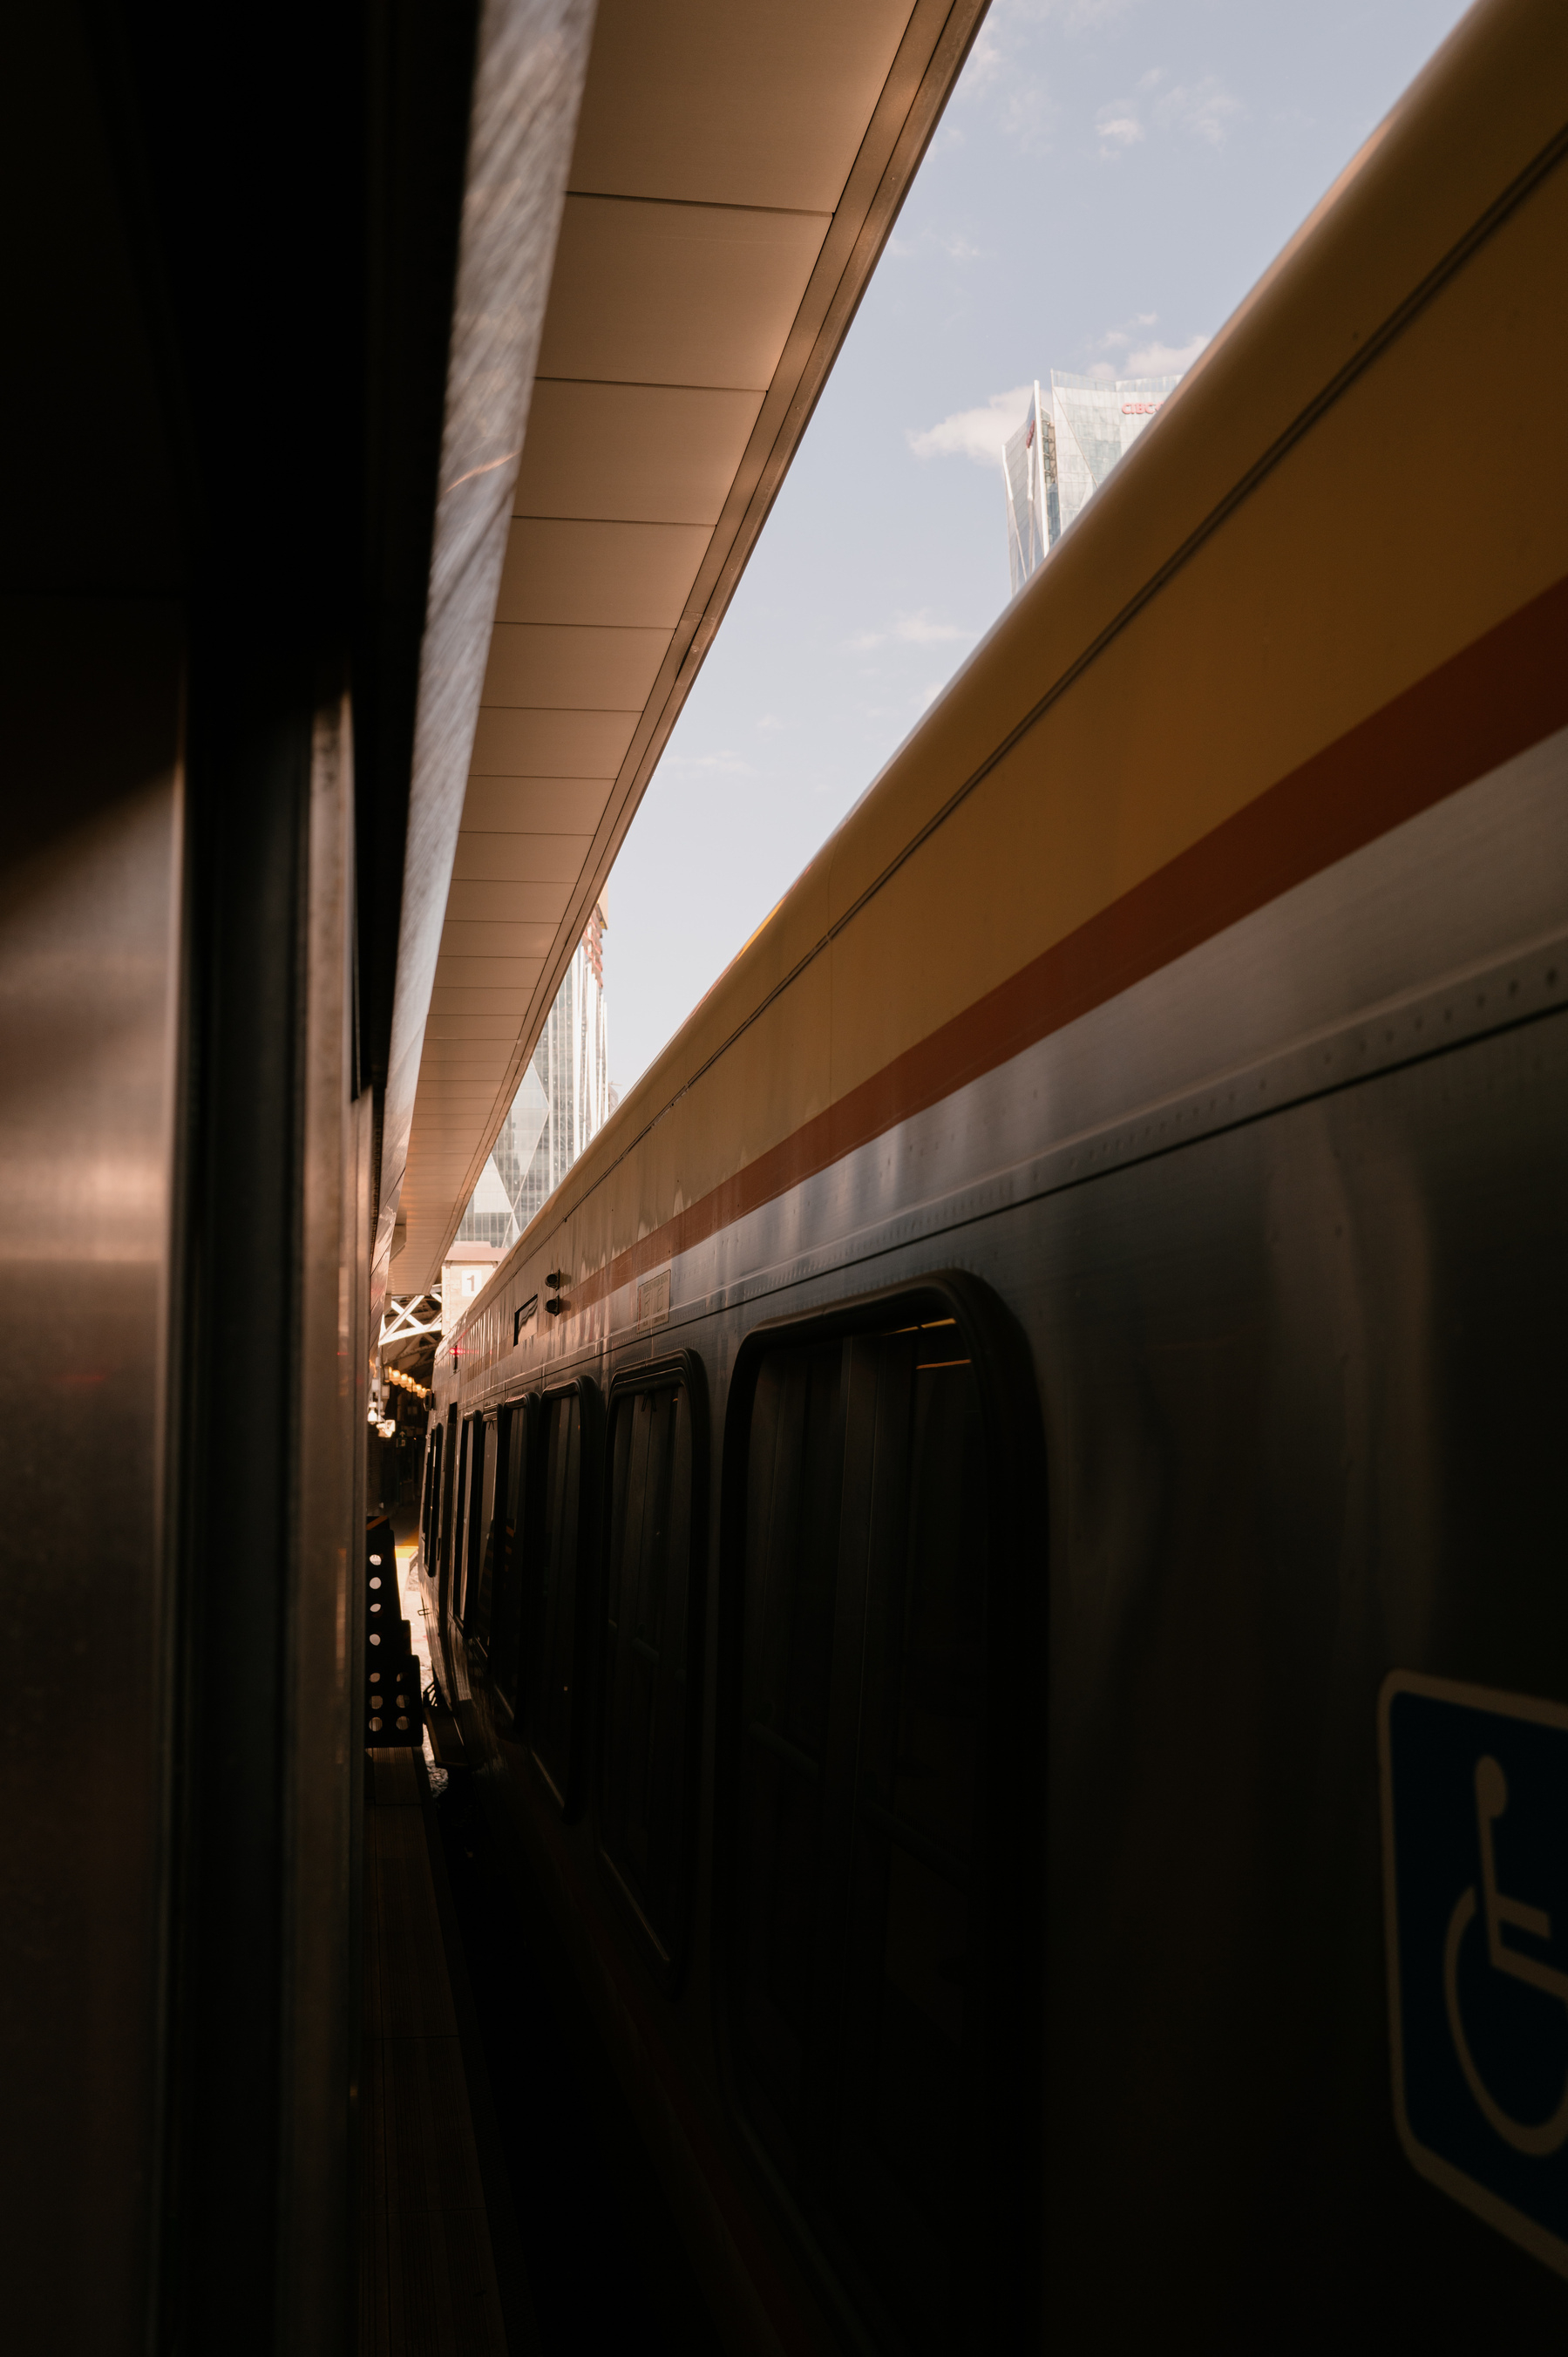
[422,2,1568,2347]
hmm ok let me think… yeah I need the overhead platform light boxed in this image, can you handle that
[388,0,989,1293]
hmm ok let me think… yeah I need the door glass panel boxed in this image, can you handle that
[457,1416,485,1627]
[445,1416,469,1624]
[490,1403,530,1719]
[469,1413,500,1646]
[524,1389,584,1805]
[735,1341,844,2161]
[833,1346,985,2341]
[733,1315,990,2355]
[599,1375,697,1966]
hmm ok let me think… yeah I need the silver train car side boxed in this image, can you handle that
[422,6,1568,2346]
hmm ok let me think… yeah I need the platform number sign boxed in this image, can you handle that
[1380,1673,1568,2278]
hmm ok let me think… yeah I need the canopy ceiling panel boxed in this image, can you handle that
[514,381,766,520]
[567,0,921,208]
[497,520,713,628]
[469,708,635,771]
[391,0,988,1289]
[540,200,831,388]
[482,623,670,708]
[451,832,594,882]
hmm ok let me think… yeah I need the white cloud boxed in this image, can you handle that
[999,77,1055,148]
[907,384,1033,467]
[1096,108,1144,155]
[954,10,1055,148]
[994,0,1135,30]
[896,611,976,646]
[666,748,756,777]
[1071,313,1210,383]
[886,226,984,264]
[963,23,1005,91]
[1124,329,1210,374]
[1094,68,1242,160]
[1080,310,1171,370]
[847,611,978,653]
[958,0,1150,153]
[1154,75,1243,145]
[757,713,783,732]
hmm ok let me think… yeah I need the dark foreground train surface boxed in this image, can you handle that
[10,0,1568,2349]
[5,0,990,2344]
[421,4,1568,2349]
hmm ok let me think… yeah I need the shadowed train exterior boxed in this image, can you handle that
[421,5,1568,2345]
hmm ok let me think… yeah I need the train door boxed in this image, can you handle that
[490,1398,534,1723]
[436,1404,458,1634]
[720,1275,1038,2357]
[418,1424,441,1576]
[466,1411,500,1642]
[521,1377,600,1812]
[456,1413,486,1629]
[596,1355,708,1987]
[446,1416,471,1634]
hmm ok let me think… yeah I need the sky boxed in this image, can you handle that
[602,0,1474,1097]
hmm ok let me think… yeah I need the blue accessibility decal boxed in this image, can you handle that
[1381,1672,1568,2278]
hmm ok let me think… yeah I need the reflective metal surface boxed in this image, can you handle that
[426,727,1568,2344]
[0,599,184,2347]
[370,0,598,1319]
[446,725,1568,1393]
[278,692,362,2342]
[3,0,598,2343]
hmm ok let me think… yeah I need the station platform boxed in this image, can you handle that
[359,1518,720,2356]
[359,1748,532,2354]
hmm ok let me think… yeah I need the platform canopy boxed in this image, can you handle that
[386,0,986,1292]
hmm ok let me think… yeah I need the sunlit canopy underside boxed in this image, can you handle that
[390,0,986,1290]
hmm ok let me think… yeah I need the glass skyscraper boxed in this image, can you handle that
[1005,370,1183,594]
[456,896,610,1253]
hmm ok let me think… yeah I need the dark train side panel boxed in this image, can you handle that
[1031,998,1568,2339]
[424,978,1568,2349]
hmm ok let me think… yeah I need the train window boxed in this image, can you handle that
[437,1406,458,1613]
[419,1427,440,1562]
[466,1404,512,1649]
[520,1377,599,1812]
[429,1425,445,1560]
[721,1276,1038,2357]
[449,1416,472,1625]
[417,1438,427,1549]
[465,1412,500,1639]
[457,1414,488,1628]
[596,1355,708,1987]
[487,1397,534,1720]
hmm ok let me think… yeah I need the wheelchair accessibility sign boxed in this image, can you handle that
[1381,1672,1568,2277]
